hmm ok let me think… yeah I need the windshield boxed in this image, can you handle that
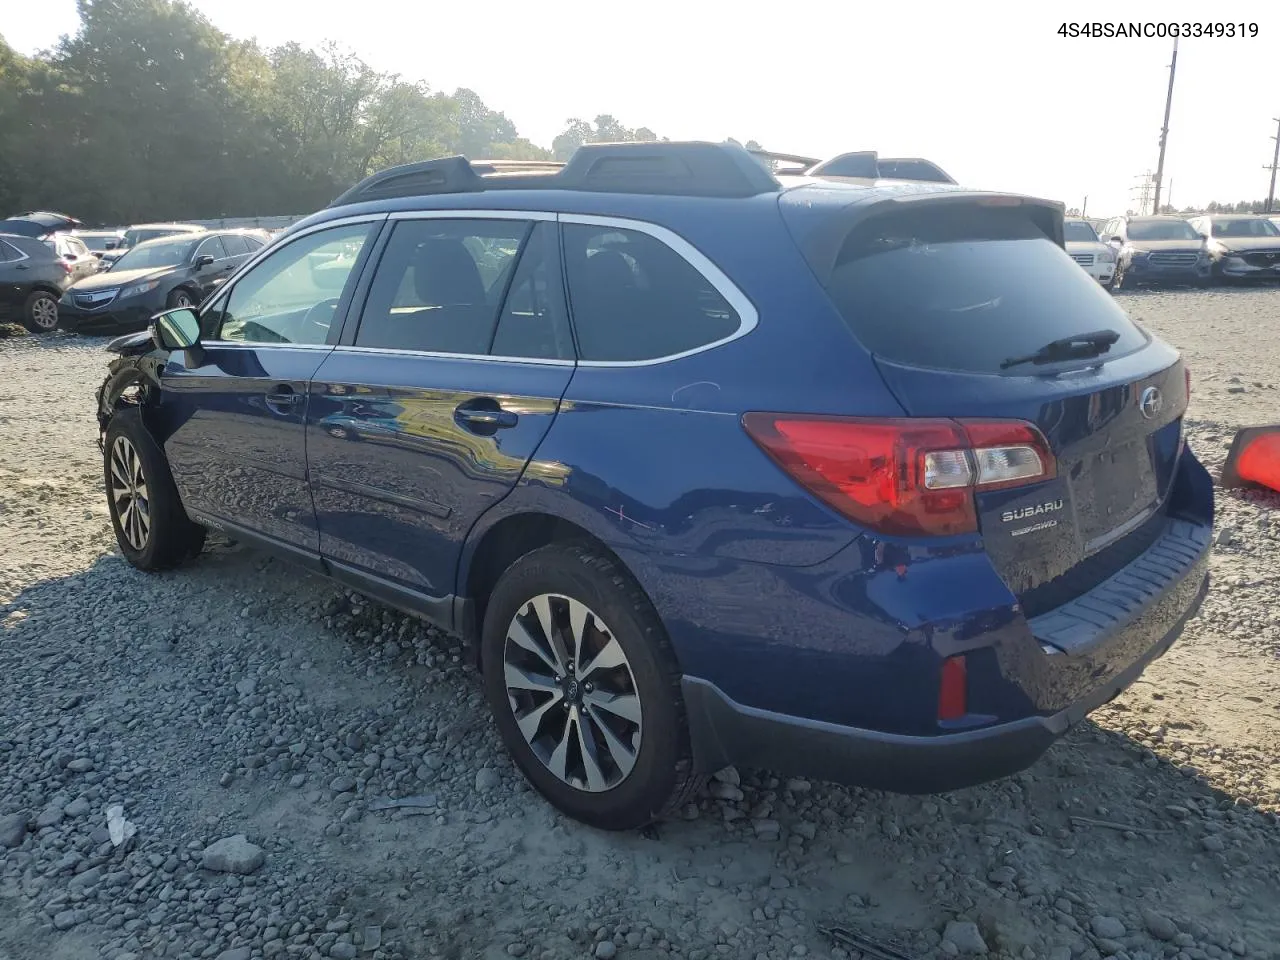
[111,237,198,271]
[77,235,119,252]
[1063,221,1099,242]
[125,228,190,247]
[1211,218,1280,239]
[1127,219,1199,241]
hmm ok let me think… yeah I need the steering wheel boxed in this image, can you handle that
[303,298,341,333]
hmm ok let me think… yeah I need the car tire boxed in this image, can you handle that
[104,407,206,571]
[1112,263,1129,290]
[167,288,196,310]
[23,290,60,332]
[481,542,703,831]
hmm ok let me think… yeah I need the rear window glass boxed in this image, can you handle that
[562,224,740,361]
[823,207,1147,374]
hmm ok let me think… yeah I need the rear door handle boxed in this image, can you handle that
[454,401,518,431]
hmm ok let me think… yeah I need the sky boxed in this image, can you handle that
[5,0,1280,217]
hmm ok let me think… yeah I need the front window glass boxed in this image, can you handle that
[212,223,373,345]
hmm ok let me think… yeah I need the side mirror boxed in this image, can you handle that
[150,307,202,352]
[195,254,216,269]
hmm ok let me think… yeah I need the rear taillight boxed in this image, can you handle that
[741,414,1055,537]
[58,261,73,275]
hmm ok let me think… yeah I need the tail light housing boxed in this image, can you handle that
[742,414,1055,537]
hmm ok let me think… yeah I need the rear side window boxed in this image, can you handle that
[0,240,22,262]
[355,218,533,355]
[562,223,740,362]
[822,207,1147,374]
[221,235,251,255]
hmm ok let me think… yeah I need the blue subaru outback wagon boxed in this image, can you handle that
[96,142,1213,830]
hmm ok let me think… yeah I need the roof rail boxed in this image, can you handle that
[328,141,780,207]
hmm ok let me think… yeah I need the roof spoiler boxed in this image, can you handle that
[329,141,781,207]
[797,191,1067,281]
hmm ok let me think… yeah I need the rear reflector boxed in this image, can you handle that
[742,414,1055,537]
[1221,426,1280,493]
[937,655,968,722]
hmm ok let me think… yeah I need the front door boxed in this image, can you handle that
[307,215,576,602]
[158,220,382,556]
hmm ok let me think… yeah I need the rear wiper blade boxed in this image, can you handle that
[1000,329,1121,370]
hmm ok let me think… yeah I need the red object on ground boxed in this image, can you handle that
[1221,426,1280,493]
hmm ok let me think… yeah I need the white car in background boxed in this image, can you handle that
[1064,218,1116,290]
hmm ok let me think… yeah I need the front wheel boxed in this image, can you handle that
[23,290,60,332]
[104,407,206,571]
[481,543,702,830]
[1112,262,1130,290]
[167,288,195,310]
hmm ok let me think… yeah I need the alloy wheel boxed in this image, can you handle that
[30,295,58,330]
[503,594,643,792]
[173,292,193,308]
[109,435,151,551]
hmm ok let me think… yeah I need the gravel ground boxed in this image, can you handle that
[2,288,1279,960]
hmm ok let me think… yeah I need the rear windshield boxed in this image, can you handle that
[822,206,1147,374]
[1127,219,1198,241]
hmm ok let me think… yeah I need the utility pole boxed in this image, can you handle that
[1266,116,1280,214]
[1082,195,1088,217]
[1152,39,1178,213]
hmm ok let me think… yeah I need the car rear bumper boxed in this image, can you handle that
[683,552,1209,792]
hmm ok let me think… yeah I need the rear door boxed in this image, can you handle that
[803,200,1188,610]
[159,219,382,556]
[306,213,575,605]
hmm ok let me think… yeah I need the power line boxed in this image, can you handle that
[1265,116,1280,214]
[1130,171,1155,215]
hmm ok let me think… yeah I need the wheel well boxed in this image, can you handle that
[462,513,632,668]
[30,284,62,299]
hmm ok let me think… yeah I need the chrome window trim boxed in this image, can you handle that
[0,240,30,263]
[329,344,574,367]
[558,212,759,367]
[194,341,336,351]
[388,209,555,223]
[199,214,388,348]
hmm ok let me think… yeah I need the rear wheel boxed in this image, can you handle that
[104,407,205,571]
[481,543,702,830]
[23,290,59,332]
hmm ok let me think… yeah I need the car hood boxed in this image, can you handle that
[68,265,175,292]
[1126,238,1204,252]
[1213,236,1280,252]
[1065,241,1110,255]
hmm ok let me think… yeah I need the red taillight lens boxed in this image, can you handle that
[59,261,73,275]
[938,655,968,722]
[742,414,1054,537]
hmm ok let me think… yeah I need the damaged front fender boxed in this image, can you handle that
[95,332,170,450]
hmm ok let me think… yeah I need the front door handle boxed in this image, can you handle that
[265,385,301,414]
